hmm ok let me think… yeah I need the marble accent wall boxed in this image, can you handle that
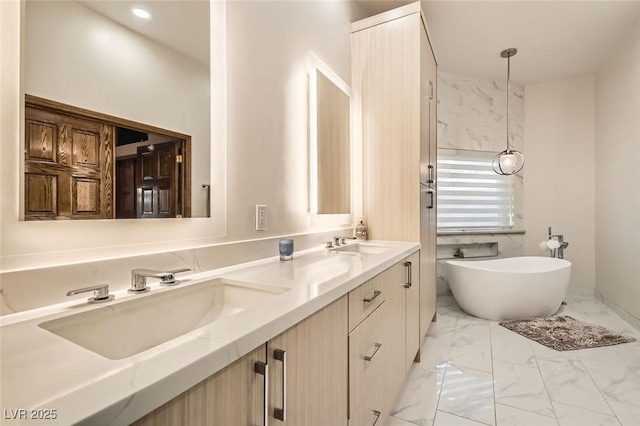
[436,71,525,294]
[438,71,524,153]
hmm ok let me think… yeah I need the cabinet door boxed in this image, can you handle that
[381,261,409,415]
[25,104,114,220]
[419,20,438,342]
[268,295,348,426]
[136,141,181,218]
[405,251,420,372]
[132,345,267,426]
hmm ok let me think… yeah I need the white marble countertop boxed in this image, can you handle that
[0,240,419,425]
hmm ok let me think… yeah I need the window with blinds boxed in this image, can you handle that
[437,149,514,229]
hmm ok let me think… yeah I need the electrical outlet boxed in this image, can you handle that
[256,205,267,231]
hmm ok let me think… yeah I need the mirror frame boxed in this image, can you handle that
[308,51,352,226]
[0,0,227,270]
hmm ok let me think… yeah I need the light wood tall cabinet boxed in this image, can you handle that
[352,2,438,347]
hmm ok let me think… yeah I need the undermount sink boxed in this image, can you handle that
[332,242,399,255]
[39,278,288,360]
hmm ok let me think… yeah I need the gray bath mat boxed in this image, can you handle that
[499,315,636,351]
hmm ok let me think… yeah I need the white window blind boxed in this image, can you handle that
[437,150,514,229]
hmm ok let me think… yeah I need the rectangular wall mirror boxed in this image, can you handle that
[309,52,352,221]
[23,0,211,219]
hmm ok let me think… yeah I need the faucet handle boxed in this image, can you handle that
[159,268,192,286]
[67,284,114,304]
[130,268,192,292]
[323,241,334,249]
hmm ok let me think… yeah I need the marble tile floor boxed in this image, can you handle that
[389,289,640,426]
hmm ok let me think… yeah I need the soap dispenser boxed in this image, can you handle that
[355,218,367,241]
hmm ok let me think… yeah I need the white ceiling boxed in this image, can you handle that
[77,1,640,85]
[359,0,640,85]
[78,1,209,68]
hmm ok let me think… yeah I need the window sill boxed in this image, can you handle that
[437,229,526,236]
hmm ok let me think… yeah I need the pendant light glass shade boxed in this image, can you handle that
[493,48,524,176]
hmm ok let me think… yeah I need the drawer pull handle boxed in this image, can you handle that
[254,361,268,426]
[274,349,287,421]
[364,343,382,362]
[363,290,382,303]
[404,261,412,288]
[427,164,435,184]
[372,409,382,426]
[427,190,434,209]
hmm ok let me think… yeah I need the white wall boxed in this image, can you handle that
[0,0,365,273]
[595,17,640,323]
[523,75,596,289]
[225,0,362,239]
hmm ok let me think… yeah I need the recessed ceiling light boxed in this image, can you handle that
[132,7,151,20]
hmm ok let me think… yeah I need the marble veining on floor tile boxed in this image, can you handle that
[537,355,614,415]
[391,291,640,426]
[490,324,537,368]
[448,326,493,372]
[391,364,445,425]
[552,401,622,426]
[434,410,490,426]
[438,364,496,425]
[495,403,559,426]
[607,400,640,426]
[493,359,555,417]
[579,357,640,408]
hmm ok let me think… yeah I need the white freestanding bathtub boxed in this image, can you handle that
[446,256,571,321]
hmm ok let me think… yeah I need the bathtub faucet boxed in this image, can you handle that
[548,227,569,259]
[453,248,465,259]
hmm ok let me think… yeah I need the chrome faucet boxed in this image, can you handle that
[130,268,192,293]
[548,227,569,259]
[333,236,357,247]
[67,284,114,304]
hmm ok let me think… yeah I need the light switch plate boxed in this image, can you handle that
[256,205,267,231]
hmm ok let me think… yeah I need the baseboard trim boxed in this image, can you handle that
[594,289,640,332]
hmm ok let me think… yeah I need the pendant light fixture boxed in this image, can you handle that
[492,48,524,176]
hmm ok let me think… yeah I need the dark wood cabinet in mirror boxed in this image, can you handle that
[25,95,191,220]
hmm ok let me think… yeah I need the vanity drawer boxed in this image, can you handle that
[348,269,387,332]
[349,302,387,426]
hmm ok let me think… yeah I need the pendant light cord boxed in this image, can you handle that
[506,54,511,152]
